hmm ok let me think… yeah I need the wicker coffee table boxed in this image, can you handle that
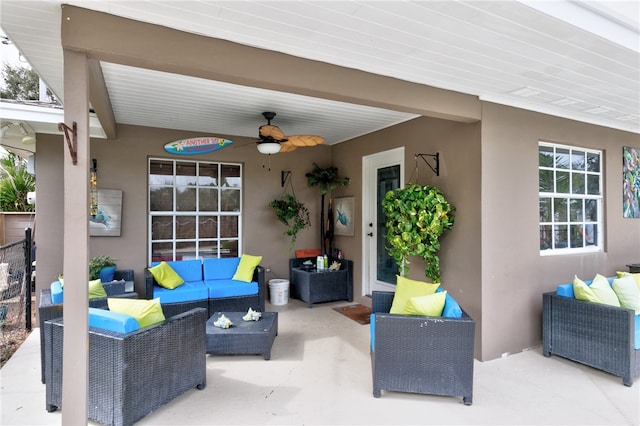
[206,311,278,360]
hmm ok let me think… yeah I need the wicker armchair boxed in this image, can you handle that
[38,271,137,384]
[370,291,475,405]
[543,292,640,386]
[43,307,207,426]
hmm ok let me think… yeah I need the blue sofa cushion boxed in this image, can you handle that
[204,279,258,299]
[635,314,640,350]
[50,281,64,304]
[151,259,203,282]
[370,313,376,352]
[203,258,240,280]
[153,281,208,304]
[88,307,140,333]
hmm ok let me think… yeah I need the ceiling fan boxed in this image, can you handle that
[256,111,324,154]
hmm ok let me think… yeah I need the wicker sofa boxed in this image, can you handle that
[543,281,640,386]
[43,307,207,426]
[370,291,476,405]
[37,270,136,384]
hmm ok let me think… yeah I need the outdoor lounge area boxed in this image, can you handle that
[2,297,638,426]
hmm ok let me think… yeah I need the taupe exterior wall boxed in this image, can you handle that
[480,102,640,360]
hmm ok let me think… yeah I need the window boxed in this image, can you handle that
[148,158,242,262]
[539,142,603,254]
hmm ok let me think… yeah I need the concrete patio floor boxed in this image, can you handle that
[1,297,638,425]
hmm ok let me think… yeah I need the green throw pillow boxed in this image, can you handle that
[232,254,263,282]
[402,291,447,317]
[616,271,640,290]
[88,278,107,300]
[389,275,440,314]
[573,275,600,304]
[107,297,166,328]
[612,275,640,314]
[589,274,620,307]
[149,261,184,289]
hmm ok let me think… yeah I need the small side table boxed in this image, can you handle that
[627,264,640,273]
[290,260,353,308]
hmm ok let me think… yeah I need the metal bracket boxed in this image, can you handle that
[58,122,77,165]
[415,153,439,176]
[281,170,291,188]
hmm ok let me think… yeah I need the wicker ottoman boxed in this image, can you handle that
[206,311,277,360]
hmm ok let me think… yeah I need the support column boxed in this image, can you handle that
[61,48,90,425]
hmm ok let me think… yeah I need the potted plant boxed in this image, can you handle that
[270,194,311,250]
[381,183,455,282]
[305,163,350,256]
[89,255,117,282]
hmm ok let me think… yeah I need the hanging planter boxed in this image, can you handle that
[381,183,455,282]
[270,193,311,250]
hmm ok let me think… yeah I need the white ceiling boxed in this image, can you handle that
[0,0,638,155]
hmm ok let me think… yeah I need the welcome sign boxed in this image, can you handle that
[164,137,233,155]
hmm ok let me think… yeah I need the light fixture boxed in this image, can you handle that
[256,141,281,155]
[19,123,35,144]
[90,158,98,217]
[0,122,13,138]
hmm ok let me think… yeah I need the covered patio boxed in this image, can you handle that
[2,299,638,425]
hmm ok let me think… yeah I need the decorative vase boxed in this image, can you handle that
[99,265,117,283]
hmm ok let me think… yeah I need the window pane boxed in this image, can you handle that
[587,174,600,195]
[220,216,238,238]
[199,188,218,211]
[585,199,598,221]
[555,148,569,169]
[569,199,584,222]
[151,242,173,262]
[587,152,600,172]
[539,146,554,167]
[176,162,197,185]
[554,225,568,248]
[176,241,197,260]
[151,215,173,240]
[570,224,584,248]
[540,225,552,250]
[199,242,218,258]
[586,224,597,246]
[571,150,585,171]
[199,163,218,186]
[176,187,196,211]
[571,172,585,194]
[149,160,173,185]
[556,171,570,193]
[176,216,196,239]
[539,198,552,222]
[221,164,241,187]
[554,198,567,221]
[150,186,173,211]
[539,170,553,192]
[199,215,218,238]
[221,188,240,211]
[220,240,238,258]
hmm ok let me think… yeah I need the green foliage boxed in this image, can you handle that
[0,63,58,102]
[269,194,311,250]
[381,183,455,282]
[89,255,117,281]
[305,163,350,194]
[0,151,35,212]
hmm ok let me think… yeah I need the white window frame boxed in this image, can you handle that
[148,158,242,264]
[539,141,603,255]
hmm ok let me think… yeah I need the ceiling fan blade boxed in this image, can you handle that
[259,124,286,141]
[287,135,325,147]
[279,141,298,152]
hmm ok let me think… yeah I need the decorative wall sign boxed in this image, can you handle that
[163,137,233,155]
[90,189,123,236]
[334,197,355,236]
[623,146,639,218]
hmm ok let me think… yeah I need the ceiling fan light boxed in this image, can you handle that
[257,142,281,155]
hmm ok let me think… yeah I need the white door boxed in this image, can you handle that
[362,147,404,295]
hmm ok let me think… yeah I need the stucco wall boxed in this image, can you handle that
[480,102,640,361]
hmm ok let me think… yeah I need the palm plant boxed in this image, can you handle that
[0,151,35,212]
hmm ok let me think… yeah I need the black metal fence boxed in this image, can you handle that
[0,228,33,332]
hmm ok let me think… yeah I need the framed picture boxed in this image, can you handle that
[623,146,639,218]
[90,189,123,236]
[333,196,355,236]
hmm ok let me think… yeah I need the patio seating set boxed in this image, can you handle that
[37,259,639,425]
